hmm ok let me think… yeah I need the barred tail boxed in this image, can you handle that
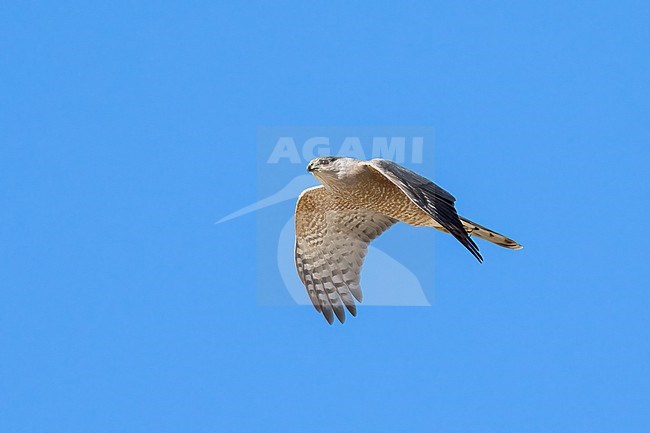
[460,217,523,250]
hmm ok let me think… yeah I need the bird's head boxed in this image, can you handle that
[306,156,341,173]
[306,156,361,186]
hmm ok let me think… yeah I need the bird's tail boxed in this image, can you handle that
[460,217,523,250]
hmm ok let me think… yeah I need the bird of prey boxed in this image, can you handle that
[294,156,522,324]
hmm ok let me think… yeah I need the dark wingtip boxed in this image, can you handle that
[460,231,483,263]
[332,303,346,324]
[322,308,334,325]
[470,241,483,263]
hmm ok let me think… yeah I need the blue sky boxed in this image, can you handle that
[2,1,649,432]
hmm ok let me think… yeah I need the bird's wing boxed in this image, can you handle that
[364,159,482,262]
[295,186,396,324]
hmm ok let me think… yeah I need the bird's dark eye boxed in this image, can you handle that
[320,159,330,165]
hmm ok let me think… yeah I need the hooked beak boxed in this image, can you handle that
[307,161,316,172]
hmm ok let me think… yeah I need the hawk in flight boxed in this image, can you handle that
[295,157,522,324]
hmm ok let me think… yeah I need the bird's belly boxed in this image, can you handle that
[388,201,438,227]
[345,185,437,228]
